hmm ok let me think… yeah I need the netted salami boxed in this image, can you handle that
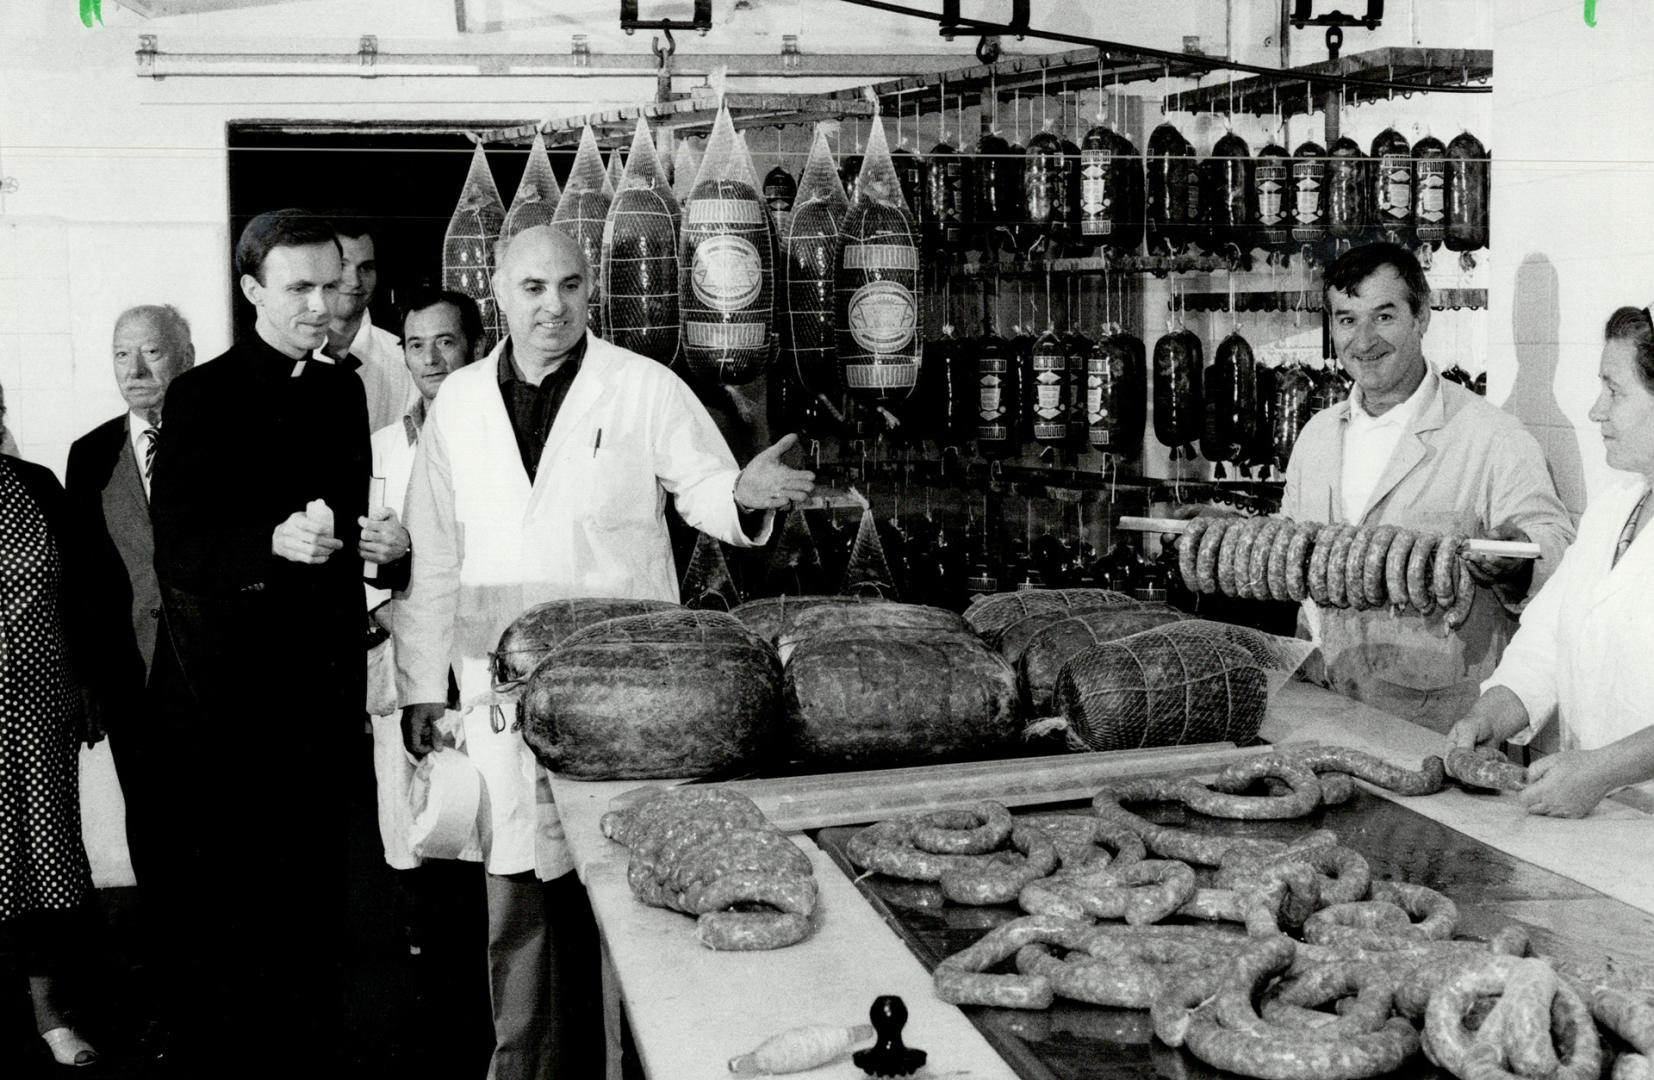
[1445,131,1490,254]
[964,587,1135,646]
[775,599,968,664]
[1413,135,1449,249]
[1289,141,1327,249]
[1255,142,1290,255]
[1371,127,1413,248]
[441,143,505,355]
[602,118,679,365]
[1153,328,1204,462]
[925,134,972,251]
[730,594,880,646]
[492,596,680,688]
[1080,121,1143,253]
[1203,131,1255,255]
[519,609,780,779]
[1015,606,1191,712]
[502,132,562,242]
[550,125,614,339]
[783,626,1019,766]
[783,126,850,396]
[1034,621,1314,752]
[680,106,774,384]
[837,119,921,406]
[1146,123,1201,255]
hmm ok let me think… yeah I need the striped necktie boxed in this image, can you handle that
[1614,489,1651,568]
[141,426,159,482]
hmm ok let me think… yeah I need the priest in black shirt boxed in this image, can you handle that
[149,209,409,1074]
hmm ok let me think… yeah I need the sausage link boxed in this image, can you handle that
[1247,519,1283,600]
[1266,520,1297,601]
[938,824,1060,905]
[1432,535,1464,609]
[1445,747,1528,792]
[912,802,1013,854]
[1196,518,1233,594]
[1343,526,1374,609]
[1362,525,1398,609]
[1307,524,1342,605]
[1324,526,1358,608]
[1179,518,1212,593]
[1284,522,1315,602]
[1407,532,1440,614]
[1384,529,1418,613]
[1445,558,1477,631]
[1219,518,1257,598]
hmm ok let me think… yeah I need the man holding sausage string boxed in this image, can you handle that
[393,223,814,1078]
[1279,242,1573,732]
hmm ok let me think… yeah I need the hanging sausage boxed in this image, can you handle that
[602,117,680,366]
[974,127,1014,252]
[1290,140,1328,251]
[552,125,615,340]
[1080,123,1143,254]
[784,126,850,396]
[1057,131,1086,252]
[1026,328,1070,447]
[763,165,797,245]
[1152,328,1203,462]
[836,120,922,408]
[1146,123,1200,255]
[917,324,976,446]
[441,143,506,355]
[1255,142,1291,256]
[1445,131,1490,255]
[1002,123,1032,253]
[1203,131,1255,257]
[1324,136,1368,246]
[1271,362,1315,472]
[1110,329,1148,458]
[1022,124,1067,253]
[925,137,973,251]
[1085,333,1130,455]
[679,107,775,384]
[1370,127,1413,248]
[1199,344,1237,469]
[1062,326,1093,448]
[1009,323,1037,442]
[1210,331,1259,475]
[839,154,863,205]
[1308,362,1353,413]
[1247,362,1277,478]
[1413,135,1449,250]
[975,326,1019,459]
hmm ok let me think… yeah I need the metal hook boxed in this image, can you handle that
[652,26,677,64]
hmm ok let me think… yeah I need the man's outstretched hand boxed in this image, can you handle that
[734,433,816,511]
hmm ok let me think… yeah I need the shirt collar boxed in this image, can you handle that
[347,309,378,359]
[497,333,588,390]
[1348,366,1435,430]
[127,410,159,438]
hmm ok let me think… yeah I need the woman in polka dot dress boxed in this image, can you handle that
[0,445,100,1068]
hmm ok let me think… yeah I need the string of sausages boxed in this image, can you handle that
[842,746,1647,1080]
[600,787,818,951]
[1178,516,1478,629]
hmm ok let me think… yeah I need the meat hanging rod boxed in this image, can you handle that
[1118,516,1541,560]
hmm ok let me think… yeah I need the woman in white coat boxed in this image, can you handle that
[1450,306,1654,816]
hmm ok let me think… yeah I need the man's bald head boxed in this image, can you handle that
[491,224,592,367]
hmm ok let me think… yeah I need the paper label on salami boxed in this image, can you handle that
[1379,155,1412,219]
[686,198,764,225]
[842,244,920,271]
[846,281,917,354]
[691,235,763,312]
[979,367,1006,422]
[844,359,919,390]
[1257,163,1287,226]
[1079,149,1112,235]
[1294,179,1323,223]
[1416,164,1446,222]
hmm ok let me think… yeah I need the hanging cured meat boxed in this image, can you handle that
[839,154,863,205]
[1445,131,1490,254]
[1200,331,1258,473]
[763,165,797,245]
[1146,123,1201,255]
[1289,140,1328,249]
[1152,328,1203,461]
[784,126,851,396]
[1085,333,1131,455]
[1026,328,1069,447]
[917,326,976,446]
[1199,346,1235,468]
[1079,123,1142,253]
[1022,125,1067,251]
[441,143,505,355]
[552,126,614,339]
[925,137,973,251]
[1202,131,1255,255]
[1247,362,1277,477]
[672,140,703,206]
[1062,328,1092,448]
[602,118,680,366]
[1112,331,1148,457]
[679,107,775,385]
[502,132,563,242]
[891,144,926,224]
[1271,363,1315,471]
[1325,136,1368,244]
[1255,142,1291,255]
[974,128,1015,250]
[1371,127,1414,247]
[836,120,921,407]
[1413,135,1449,250]
[1057,133,1086,252]
[975,327,1019,459]
[1308,363,1353,413]
[1009,324,1037,442]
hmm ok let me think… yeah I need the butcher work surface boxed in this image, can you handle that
[817,786,1654,1080]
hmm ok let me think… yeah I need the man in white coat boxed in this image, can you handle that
[325,215,419,432]
[394,224,814,1079]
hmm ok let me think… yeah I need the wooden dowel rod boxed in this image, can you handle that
[1116,516,1541,559]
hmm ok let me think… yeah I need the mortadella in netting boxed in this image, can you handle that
[601,117,680,366]
[605,147,626,195]
[785,124,851,397]
[672,139,703,206]
[551,125,614,339]
[840,506,899,599]
[836,118,922,409]
[502,132,563,242]
[441,142,506,355]
[764,507,826,596]
[679,105,775,384]
[1025,620,1315,753]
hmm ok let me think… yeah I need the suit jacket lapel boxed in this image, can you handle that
[114,417,149,511]
[1359,374,1444,526]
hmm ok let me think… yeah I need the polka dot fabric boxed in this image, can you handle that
[0,463,92,921]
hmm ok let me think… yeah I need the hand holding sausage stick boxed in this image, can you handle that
[734,433,816,511]
[1463,522,1535,590]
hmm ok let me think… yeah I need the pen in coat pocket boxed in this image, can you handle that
[593,428,602,457]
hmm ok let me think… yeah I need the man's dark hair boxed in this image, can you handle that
[1606,306,1654,393]
[399,286,485,351]
[235,209,340,284]
[1323,241,1433,317]
[329,211,374,242]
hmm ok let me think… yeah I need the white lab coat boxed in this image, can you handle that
[394,333,771,876]
[348,312,420,434]
[1483,474,1654,753]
